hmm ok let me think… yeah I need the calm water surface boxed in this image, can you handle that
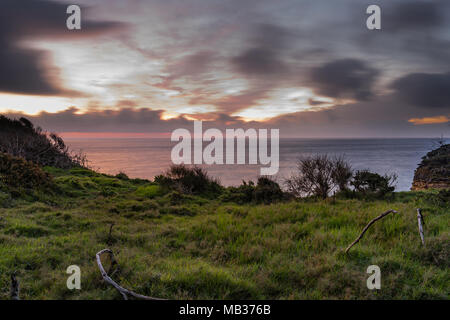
[65,138,443,191]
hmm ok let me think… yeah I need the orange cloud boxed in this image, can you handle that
[408,115,450,125]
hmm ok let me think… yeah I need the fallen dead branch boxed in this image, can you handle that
[10,272,19,300]
[417,208,425,246]
[345,209,398,253]
[96,249,166,300]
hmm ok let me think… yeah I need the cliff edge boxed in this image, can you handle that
[412,144,450,190]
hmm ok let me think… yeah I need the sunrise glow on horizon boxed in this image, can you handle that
[0,0,449,137]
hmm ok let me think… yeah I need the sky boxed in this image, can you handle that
[0,0,449,137]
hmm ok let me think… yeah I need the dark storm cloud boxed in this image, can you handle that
[231,48,287,76]
[308,59,379,100]
[266,95,450,137]
[356,0,450,67]
[385,1,444,31]
[0,0,125,40]
[2,0,450,138]
[251,23,293,50]
[2,107,190,133]
[391,72,450,109]
[1,107,261,134]
[0,45,62,96]
[2,94,448,137]
[0,0,126,96]
[217,23,295,113]
[231,23,292,77]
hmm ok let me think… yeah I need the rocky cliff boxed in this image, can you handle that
[411,144,450,190]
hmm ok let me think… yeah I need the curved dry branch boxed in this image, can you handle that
[345,209,398,253]
[96,249,166,300]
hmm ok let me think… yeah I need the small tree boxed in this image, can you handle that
[254,176,283,204]
[285,154,353,199]
[285,155,333,199]
[331,155,353,192]
[351,170,397,198]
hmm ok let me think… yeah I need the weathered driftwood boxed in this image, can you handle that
[345,209,398,253]
[10,272,20,300]
[417,208,425,246]
[96,249,165,300]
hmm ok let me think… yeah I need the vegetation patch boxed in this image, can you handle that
[0,153,53,194]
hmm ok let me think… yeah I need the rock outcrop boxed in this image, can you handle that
[411,144,450,190]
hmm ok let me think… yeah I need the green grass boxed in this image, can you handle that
[0,168,448,300]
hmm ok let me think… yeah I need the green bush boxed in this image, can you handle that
[0,153,53,192]
[155,164,222,196]
[220,178,283,204]
[416,189,450,207]
[115,172,129,180]
[254,177,283,204]
[351,170,397,199]
[0,190,12,207]
[219,181,255,204]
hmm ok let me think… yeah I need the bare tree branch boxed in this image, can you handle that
[345,209,398,253]
[96,249,166,300]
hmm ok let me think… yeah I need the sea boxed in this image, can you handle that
[64,138,445,192]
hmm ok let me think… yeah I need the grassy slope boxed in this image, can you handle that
[0,167,448,300]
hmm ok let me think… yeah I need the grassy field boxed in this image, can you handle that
[0,167,448,300]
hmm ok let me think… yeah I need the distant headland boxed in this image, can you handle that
[412,143,450,190]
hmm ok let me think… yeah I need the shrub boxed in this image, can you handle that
[331,156,353,192]
[351,170,397,198]
[0,191,12,207]
[220,178,283,204]
[0,152,53,192]
[285,155,352,199]
[254,177,283,204]
[115,172,129,180]
[155,164,222,196]
[219,181,255,204]
[416,189,450,207]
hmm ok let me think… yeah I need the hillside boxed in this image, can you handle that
[0,167,448,300]
[0,116,85,169]
[412,144,450,190]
